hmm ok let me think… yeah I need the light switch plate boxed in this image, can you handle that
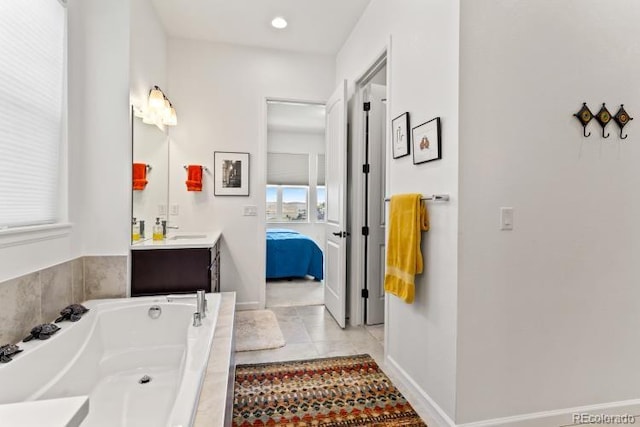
[158,204,167,216]
[500,207,514,230]
[243,205,257,216]
[170,204,179,216]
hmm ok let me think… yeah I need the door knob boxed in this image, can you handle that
[332,231,350,238]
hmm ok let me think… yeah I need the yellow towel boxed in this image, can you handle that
[384,194,429,303]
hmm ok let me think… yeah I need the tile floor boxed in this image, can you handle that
[235,305,384,365]
[233,305,438,426]
[265,278,324,307]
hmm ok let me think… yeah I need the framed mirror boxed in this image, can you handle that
[131,107,169,243]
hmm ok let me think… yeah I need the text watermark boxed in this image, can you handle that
[572,413,636,425]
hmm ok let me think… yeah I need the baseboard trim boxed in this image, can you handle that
[386,356,640,427]
[235,301,261,311]
[457,398,640,427]
[385,356,640,427]
[384,356,456,427]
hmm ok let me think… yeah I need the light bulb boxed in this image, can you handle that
[271,17,287,29]
[163,106,177,126]
[148,87,165,110]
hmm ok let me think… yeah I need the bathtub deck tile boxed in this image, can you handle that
[195,292,236,427]
[71,258,85,304]
[84,256,127,300]
[40,261,73,323]
[0,272,42,345]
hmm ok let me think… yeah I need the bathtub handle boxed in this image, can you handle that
[193,312,202,327]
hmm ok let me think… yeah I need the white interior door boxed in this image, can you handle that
[324,80,348,328]
[365,83,387,325]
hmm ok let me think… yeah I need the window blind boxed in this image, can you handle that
[317,154,325,186]
[267,153,309,185]
[0,0,65,228]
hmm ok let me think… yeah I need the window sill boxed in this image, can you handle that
[266,221,310,224]
[0,223,73,249]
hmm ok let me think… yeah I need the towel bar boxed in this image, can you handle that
[384,194,450,202]
[183,165,209,172]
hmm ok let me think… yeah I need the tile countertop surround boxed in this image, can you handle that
[130,230,222,250]
[195,291,236,427]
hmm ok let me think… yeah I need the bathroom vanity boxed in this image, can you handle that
[130,231,221,296]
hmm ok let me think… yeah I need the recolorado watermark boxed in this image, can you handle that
[572,413,636,424]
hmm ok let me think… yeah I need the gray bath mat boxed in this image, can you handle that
[235,309,286,352]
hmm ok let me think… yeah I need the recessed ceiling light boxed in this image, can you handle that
[271,16,287,29]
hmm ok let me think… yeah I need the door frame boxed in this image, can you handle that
[259,96,328,310]
[348,39,392,328]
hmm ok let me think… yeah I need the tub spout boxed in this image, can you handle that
[196,289,207,319]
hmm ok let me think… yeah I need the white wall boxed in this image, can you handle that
[337,0,460,420]
[130,0,167,109]
[267,129,326,247]
[457,0,640,423]
[166,39,335,308]
[72,0,131,256]
[130,0,169,238]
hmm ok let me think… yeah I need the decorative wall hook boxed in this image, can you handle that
[614,104,633,140]
[573,102,593,137]
[595,103,612,139]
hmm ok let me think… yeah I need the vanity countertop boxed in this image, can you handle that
[130,230,221,250]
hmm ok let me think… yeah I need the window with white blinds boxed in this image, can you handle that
[267,153,309,185]
[0,0,65,228]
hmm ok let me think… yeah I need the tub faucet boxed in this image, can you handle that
[193,312,202,327]
[196,289,207,319]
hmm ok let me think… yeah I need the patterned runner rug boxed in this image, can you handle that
[233,354,427,426]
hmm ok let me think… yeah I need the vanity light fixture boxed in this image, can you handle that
[148,86,165,110]
[139,85,178,128]
[164,104,178,126]
[271,16,287,29]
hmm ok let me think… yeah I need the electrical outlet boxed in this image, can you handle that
[170,204,179,216]
[158,204,166,216]
[243,205,257,216]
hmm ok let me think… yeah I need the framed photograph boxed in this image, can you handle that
[412,117,441,164]
[214,151,250,196]
[391,112,410,159]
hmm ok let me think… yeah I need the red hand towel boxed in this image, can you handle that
[132,163,148,190]
[186,165,203,191]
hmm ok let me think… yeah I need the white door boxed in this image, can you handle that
[365,84,387,325]
[324,80,348,328]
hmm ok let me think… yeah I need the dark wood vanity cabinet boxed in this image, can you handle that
[131,242,220,296]
[211,240,221,292]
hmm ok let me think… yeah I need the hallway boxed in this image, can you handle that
[235,305,383,365]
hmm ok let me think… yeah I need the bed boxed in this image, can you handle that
[266,229,324,280]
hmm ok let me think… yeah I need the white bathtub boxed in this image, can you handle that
[0,293,221,427]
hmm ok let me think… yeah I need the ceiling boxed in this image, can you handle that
[267,102,325,133]
[151,0,371,55]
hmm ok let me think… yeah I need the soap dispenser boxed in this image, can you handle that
[153,217,164,241]
[132,218,140,241]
